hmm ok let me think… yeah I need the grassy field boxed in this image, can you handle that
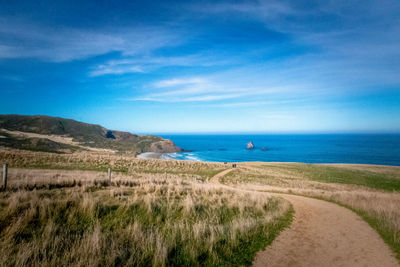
[2,148,400,263]
[0,148,225,181]
[260,163,400,191]
[0,149,292,266]
[222,162,400,260]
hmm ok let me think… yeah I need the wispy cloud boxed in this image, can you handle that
[89,54,232,76]
[154,77,207,88]
[0,17,181,62]
[127,72,320,103]
[131,93,243,102]
[90,65,145,76]
[127,76,247,102]
[191,1,295,20]
[198,98,310,108]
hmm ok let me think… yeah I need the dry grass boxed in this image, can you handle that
[5,168,209,190]
[0,167,292,266]
[222,163,400,259]
[0,148,225,181]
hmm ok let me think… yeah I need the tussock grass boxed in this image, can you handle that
[0,173,292,266]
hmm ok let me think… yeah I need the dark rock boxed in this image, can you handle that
[106,131,115,139]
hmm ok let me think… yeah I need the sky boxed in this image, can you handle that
[0,0,400,133]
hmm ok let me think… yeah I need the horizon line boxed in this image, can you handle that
[137,131,400,135]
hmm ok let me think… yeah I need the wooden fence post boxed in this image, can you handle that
[108,168,112,181]
[2,164,7,191]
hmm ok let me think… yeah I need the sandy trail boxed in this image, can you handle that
[209,168,234,184]
[209,169,399,267]
[253,193,398,267]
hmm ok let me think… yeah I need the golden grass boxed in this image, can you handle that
[0,148,225,181]
[0,166,292,266]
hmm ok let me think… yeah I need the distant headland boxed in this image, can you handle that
[0,114,181,155]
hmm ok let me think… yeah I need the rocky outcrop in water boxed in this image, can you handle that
[246,141,255,150]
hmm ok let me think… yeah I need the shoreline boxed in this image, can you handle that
[135,152,400,167]
[136,152,164,159]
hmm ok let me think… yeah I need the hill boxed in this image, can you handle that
[0,114,181,154]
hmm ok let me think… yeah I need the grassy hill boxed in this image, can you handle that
[0,115,181,155]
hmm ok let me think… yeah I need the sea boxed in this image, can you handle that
[158,134,400,166]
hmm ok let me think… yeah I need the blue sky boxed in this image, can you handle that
[0,0,400,133]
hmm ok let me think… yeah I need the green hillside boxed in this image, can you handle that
[0,115,181,154]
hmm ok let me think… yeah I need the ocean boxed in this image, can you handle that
[158,134,400,166]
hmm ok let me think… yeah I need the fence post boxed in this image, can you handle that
[2,164,7,191]
[108,168,112,181]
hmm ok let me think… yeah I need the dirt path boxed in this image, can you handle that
[209,168,234,184]
[209,169,399,267]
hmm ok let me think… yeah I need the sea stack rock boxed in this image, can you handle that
[246,141,255,150]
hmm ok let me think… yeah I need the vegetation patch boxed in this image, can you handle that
[258,163,400,191]
[0,149,226,181]
[0,177,292,266]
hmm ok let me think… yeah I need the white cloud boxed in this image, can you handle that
[127,69,320,103]
[154,77,207,88]
[90,65,144,77]
[129,93,244,102]
[89,53,232,76]
[126,75,247,102]
[199,98,309,108]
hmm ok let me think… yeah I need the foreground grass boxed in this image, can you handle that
[224,163,400,261]
[0,175,292,266]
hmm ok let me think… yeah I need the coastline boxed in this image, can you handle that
[159,134,400,166]
[135,152,400,167]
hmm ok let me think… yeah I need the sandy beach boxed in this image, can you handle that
[136,152,163,159]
